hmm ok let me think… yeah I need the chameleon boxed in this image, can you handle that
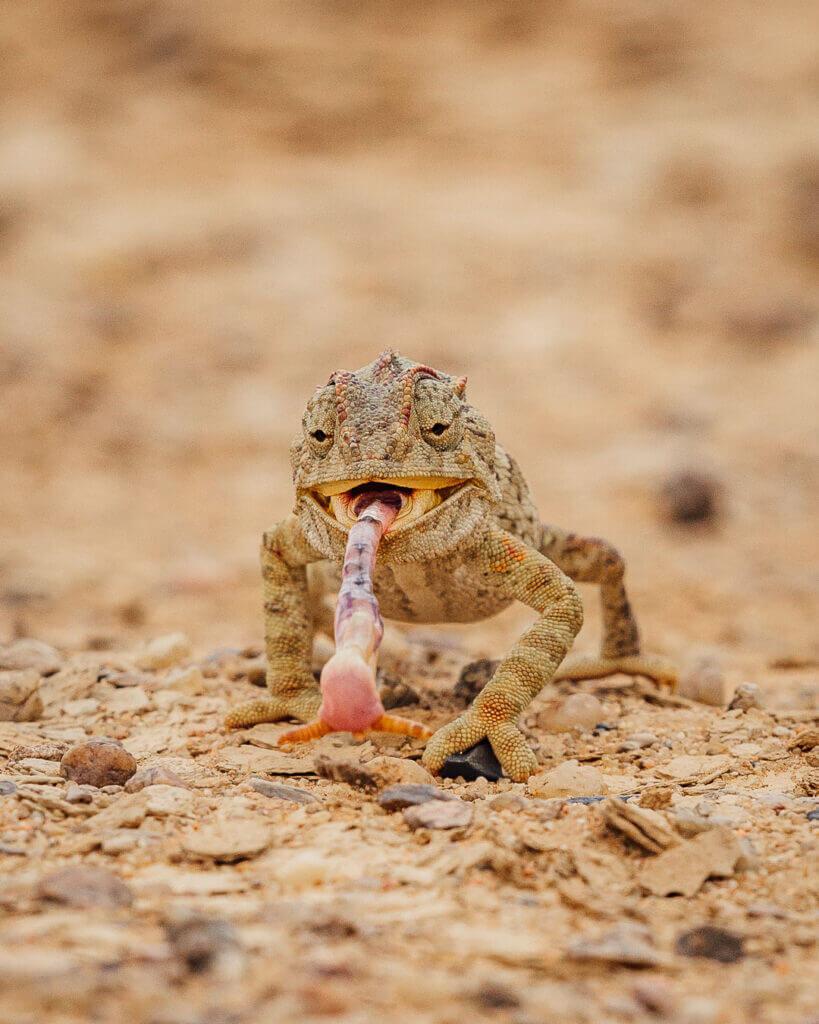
[225,350,676,781]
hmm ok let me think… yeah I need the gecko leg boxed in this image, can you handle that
[539,524,677,689]
[225,516,323,730]
[423,529,583,781]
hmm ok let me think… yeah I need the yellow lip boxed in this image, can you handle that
[311,476,467,497]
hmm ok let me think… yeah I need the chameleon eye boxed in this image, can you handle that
[311,429,330,443]
[430,423,448,436]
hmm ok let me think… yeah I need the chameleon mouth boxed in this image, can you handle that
[308,476,470,531]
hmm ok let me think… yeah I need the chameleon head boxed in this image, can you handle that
[290,350,502,561]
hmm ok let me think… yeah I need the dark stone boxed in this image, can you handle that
[454,659,499,703]
[36,866,133,908]
[440,739,503,781]
[594,722,617,732]
[807,807,819,822]
[165,914,242,974]
[0,779,17,796]
[250,778,318,804]
[660,470,720,525]
[376,783,453,811]
[675,925,745,963]
[472,982,521,1010]
[378,671,421,710]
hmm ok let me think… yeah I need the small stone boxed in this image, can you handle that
[125,765,191,793]
[61,737,137,788]
[440,739,503,781]
[314,753,433,791]
[675,925,745,963]
[537,693,604,732]
[0,670,43,722]
[161,666,206,695]
[602,797,679,853]
[135,632,191,671]
[165,912,243,978]
[471,982,521,1010]
[627,732,658,748]
[639,786,673,810]
[182,820,273,862]
[0,779,18,796]
[679,655,726,706]
[728,682,763,711]
[568,923,665,968]
[103,686,150,712]
[100,832,139,855]
[489,791,529,811]
[377,784,454,811]
[807,808,819,822]
[403,798,472,830]
[788,727,819,751]
[378,671,421,710]
[250,778,318,804]
[659,470,720,525]
[527,760,608,799]
[97,669,152,688]
[36,866,133,908]
[0,639,62,676]
[65,783,96,804]
[454,659,498,703]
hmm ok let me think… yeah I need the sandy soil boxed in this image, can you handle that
[0,2,817,1022]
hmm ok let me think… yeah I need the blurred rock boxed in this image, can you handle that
[0,639,61,676]
[676,925,745,963]
[125,765,191,792]
[36,866,133,908]
[728,682,763,711]
[454,659,498,703]
[538,693,604,732]
[602,797,678,853]
[568,922,665,968]
[528,760,607,799]
[65,783,96,804]
[640,828,747,897]
[378,672,420,710]
[61,737,137,787]
[659,470,720,525]
[679,654,726,706]
[165,912,243,978]
[182,820,273,863]
[403,798,472,830]
[161,666,206,695]
[135,632,191,670]
[250,778,318,804]
[377,783,454,812]
[0,670,43,721]
[314,753,433,792]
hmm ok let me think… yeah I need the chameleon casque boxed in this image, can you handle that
[225,350,676,781]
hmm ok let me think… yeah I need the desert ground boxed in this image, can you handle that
[0,2,817,1022]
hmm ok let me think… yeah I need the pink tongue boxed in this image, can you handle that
[318,496,400,732]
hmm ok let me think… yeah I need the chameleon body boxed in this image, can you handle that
[225,351,675,781]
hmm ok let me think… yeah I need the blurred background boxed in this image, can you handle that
[0,1,817,686]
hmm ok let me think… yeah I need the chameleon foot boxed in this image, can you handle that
[554,653,677,690]
[224,688,321,730]
[422,708,537,782]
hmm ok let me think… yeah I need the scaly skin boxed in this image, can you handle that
[226,350,676,779]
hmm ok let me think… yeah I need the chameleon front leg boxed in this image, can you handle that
[423,529,583,782]
[225,515,322,729]
[539,524,677,688]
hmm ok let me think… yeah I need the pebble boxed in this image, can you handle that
[440,739,503,781]
[161,666,207,695]
[453,659,498,703]
[0,669,43,722]
[378,671,421,709]
[679,654,726,706]
[568,923,665,967]
[182,820,273,862]
[659,470,720,525]
[728,682,763,711]
[36,866,133,908]
[61,737,138,788]
[0,639,62,676]
[489,791,529,811]
[135,632,191,671]
[403,798,473,830]
[537,693,604,732]
[675,925,745,963]
[98,669,153,688]
[65,783,96,804]
[806,808,819,822]
[314,753,434,791]
[125,765,191,793]
[250,778,318,804]
[377,783,454,811]
[527,760,608,799]
[165,912,243,978]
[0,779,18,796]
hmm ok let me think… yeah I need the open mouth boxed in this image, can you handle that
[307,476,471,531]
